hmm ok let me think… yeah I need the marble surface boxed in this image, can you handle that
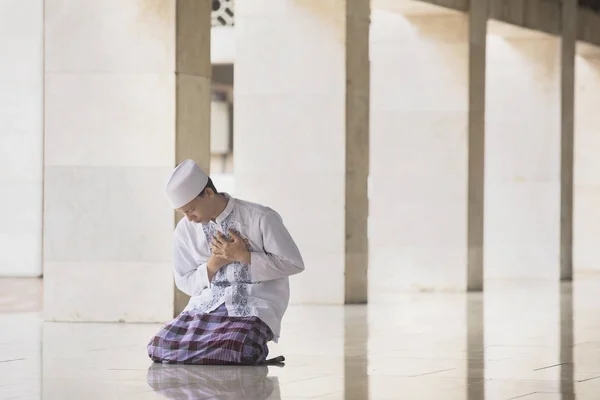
[2,276,600,399]
[0,0,43,277]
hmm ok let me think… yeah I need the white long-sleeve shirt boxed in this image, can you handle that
[172,194,304,342]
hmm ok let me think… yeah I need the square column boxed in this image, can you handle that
[369,1,487,295]
[234,0,370,304]
[0,0,43,277]
[43,0,212,322]
[485,22,561,280]
[574,43,600,275]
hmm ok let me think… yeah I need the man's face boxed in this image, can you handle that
[177,194,212,224]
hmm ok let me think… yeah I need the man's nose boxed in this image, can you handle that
[186,214,194,222]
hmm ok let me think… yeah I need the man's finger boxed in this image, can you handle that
[229,229,242,242]
[217,231,231,242]
[212,237,224,248]
[215,232,228,243]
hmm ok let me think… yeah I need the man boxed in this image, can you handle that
[147,159,304,365]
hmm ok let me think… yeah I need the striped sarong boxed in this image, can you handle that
[147,304,273,365]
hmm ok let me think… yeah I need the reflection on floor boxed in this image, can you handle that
[1,276,600,399]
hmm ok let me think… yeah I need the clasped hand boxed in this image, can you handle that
[211,230,250,265]
[207,230,250,281]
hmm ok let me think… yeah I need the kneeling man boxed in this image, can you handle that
[147,160,304,365]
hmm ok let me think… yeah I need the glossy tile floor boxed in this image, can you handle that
[2,277,600,400]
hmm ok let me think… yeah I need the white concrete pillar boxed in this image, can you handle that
[0,0,43,277]
[43,0,212,322]
[234,0,370,304]
[485,22,561,280]
[574,43,600,275]
[369,0,487,295]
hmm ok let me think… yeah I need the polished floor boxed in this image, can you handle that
[1,277,600,399]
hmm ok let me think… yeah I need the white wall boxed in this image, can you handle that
[485,22,561,280]
[211,173,235,196]
[209,25,234,192]
[210,100,231,154]
[574,42,600,274]
[211,26,235,64]
[369,6,470,295]
[0,0,44,277]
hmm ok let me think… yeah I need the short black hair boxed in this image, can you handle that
[199,178,218,197]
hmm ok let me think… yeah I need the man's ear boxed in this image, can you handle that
[203,188,215,197]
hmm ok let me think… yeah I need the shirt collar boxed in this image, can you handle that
[214,193,234,224]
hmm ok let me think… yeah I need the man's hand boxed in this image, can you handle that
[211,230,251,265]
[207,254,230,281]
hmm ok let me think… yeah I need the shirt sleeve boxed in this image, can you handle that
[172,224,211,296]
[249,210,305,282]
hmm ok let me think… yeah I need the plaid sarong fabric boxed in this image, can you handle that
[147,304,273,365]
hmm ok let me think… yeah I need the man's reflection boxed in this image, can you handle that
[146,363,281,400]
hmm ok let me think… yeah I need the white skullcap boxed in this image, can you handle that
[165,159,209,209]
